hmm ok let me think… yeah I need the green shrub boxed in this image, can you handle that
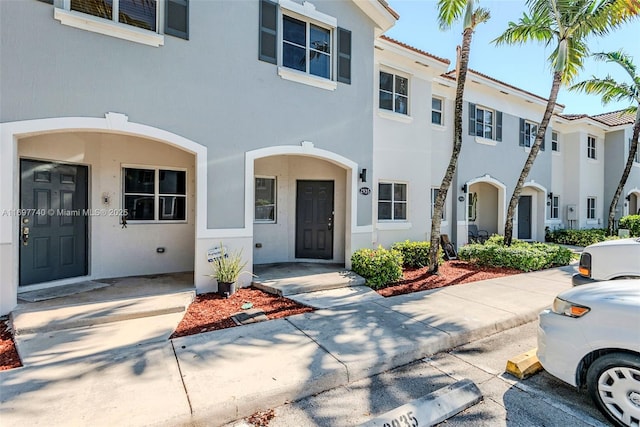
[391,240,431,268]
[619,215,640,237]
[546,228,609,247]
[458,238,574,272]
[351,246,403,289]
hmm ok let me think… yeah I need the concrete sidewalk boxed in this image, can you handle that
[0,265,577,427]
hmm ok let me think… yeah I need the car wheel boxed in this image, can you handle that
[586,353,640,427]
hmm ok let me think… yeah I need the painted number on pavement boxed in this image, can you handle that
[383,411,418,427]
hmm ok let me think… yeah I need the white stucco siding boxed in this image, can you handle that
[18,132,196,280]
[253,156,346,264]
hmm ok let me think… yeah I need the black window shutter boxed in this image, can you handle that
[337,28,352,84]
[496,111,503,141]
[519,118,525,146]
[259,0,278,64]
[468,103,476,136]
[165,0,189,40]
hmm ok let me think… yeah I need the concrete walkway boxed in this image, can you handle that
[0,265,577,427]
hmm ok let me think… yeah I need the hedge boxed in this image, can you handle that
[619,215,640,237]
[351,246,403,289]
[546,228,612,247]
[391,240,433,268]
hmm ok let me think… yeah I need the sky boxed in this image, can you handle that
[384,0,640,115]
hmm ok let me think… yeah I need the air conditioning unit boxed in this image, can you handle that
[567,204,578,221]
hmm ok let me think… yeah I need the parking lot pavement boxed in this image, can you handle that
[228,322,609,427]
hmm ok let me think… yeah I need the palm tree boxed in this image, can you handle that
[427,0,490,273]
[571,50,640,235]
[494,0,639,246]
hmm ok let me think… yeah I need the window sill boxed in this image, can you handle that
[431,124,447,132]
[54,8,164,47]
[376,221,412,230]
[125,220,188,224]
[254,221,277,225]
[587,158,599,164]
[552,151,561,156]
[586,219,599,225]
[475,136,497,146]
[377,110,413,124]
[277,67,337,91]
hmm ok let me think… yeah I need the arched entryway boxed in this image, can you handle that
[626,189,640,216]
[518,182,548,241]
[464,175,506,244]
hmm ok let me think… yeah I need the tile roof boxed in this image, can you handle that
[379,35,451,65]
[557,109,635,127]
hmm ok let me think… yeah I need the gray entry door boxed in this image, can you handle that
[518,195,532,240]
[20,160,88,286]
[295,180,334,259]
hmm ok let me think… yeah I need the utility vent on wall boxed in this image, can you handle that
[567,205,578,221]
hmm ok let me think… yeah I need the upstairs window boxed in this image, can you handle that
[259,0,351,88]
[522,121,537,147]
[71,0,157,31]
[468,103,502,141]
[380,71,409,115]
[587,136,597,159]
[378,182,407,221]
[552,131,559,152]
[432,97,443,125]
[630,138,640,163]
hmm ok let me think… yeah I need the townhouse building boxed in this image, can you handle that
[1,0,638,316]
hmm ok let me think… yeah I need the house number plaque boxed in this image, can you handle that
[359,187,371,196]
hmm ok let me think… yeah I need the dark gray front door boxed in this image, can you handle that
[20,160,88,286]
[296,180,334,259]
[518,195,532,240]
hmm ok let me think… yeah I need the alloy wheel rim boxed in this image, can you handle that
[597,366,640,426]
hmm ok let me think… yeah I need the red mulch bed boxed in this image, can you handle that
[377,260,522,297]
[0,263,523,371]
[170,287,314,339]
[1,317,22,371]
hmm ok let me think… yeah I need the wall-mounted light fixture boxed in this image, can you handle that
[548,192,553,200]
[461,184,468,193]
[359,168,367,183]
[626,195,632,201]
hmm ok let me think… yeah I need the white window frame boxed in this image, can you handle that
[551,195,559,219]
[431,187,446,221]
[277,0,337,91]
[254,176,277,224]
[467,192,477,221]
[524,120,538,148]
[55,0,164,47]
[551,131,559,152]
[431,96,444,126]
[378,182,408,221]
[122,165,188,224]
[587,136,597,160]
[587,197,596,220]
[379,70,410,116]
[475,105,495,140]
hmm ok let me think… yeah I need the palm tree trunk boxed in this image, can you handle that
[607,108,640,235]
[503,70,562,246]
[428,28,473,273]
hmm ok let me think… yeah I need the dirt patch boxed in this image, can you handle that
[377,260,522,297]
[1,317,21,371]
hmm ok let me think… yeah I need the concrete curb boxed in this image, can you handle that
[360,379,483,427]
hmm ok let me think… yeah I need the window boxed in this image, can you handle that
[587,136,597,159]
[431,188,445,220]
[630,138,640,163]
[522,121,537,147]
[587,197,596,219]
[259,0,351,87]
[379,71,409,115]
[378,182,407,221]
[551,196,559,219]
[255,177,276,223]
[432,97,443,125]
[468,103,502,141]
[467,192,477,221]
[552,131,559,152]
[123,167,186,221]
[54,0,189,45]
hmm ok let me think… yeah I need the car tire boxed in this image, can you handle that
[586,352,640,427]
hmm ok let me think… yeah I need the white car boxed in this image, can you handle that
[573,237,640,286]
[538,280,640,427]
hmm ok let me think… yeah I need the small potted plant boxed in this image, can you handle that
[208,245,253,298]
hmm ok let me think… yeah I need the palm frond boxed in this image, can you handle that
[592,50,637,82]
[437,0,469,30]
[571,77,636,104]
[472,7,491,28]
[573,0,640,38]
[492,12,554,45]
